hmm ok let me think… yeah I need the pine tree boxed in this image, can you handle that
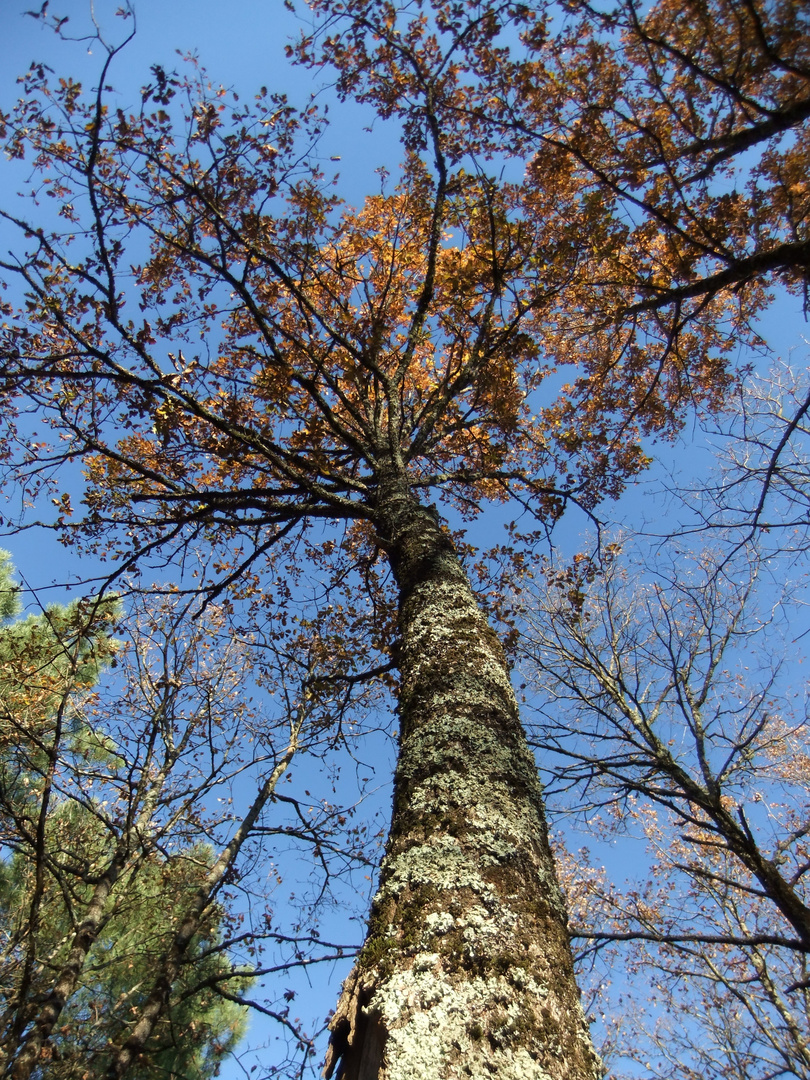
[0,554,246,1078]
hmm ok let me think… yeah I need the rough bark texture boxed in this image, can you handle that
[325,480,601,1080]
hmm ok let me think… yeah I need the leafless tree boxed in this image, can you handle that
[518,387,810,1078]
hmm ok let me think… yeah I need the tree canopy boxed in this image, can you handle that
[0,0,807,1077]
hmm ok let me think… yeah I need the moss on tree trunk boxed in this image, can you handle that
[325,480,601,1080]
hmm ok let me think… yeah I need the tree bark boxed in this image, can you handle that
[325,479,601,1080]
[7,862,124,1080]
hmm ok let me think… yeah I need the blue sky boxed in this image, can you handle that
[1,2,810,1077]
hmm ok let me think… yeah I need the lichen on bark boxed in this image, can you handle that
[324,481,601,1080]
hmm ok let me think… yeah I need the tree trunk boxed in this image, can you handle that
[325,479,601,1080]
[8,863,123,1080]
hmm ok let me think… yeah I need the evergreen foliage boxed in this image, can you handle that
[0,553,247,1079]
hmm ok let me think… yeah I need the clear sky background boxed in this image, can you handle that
[1,2,809,1077]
